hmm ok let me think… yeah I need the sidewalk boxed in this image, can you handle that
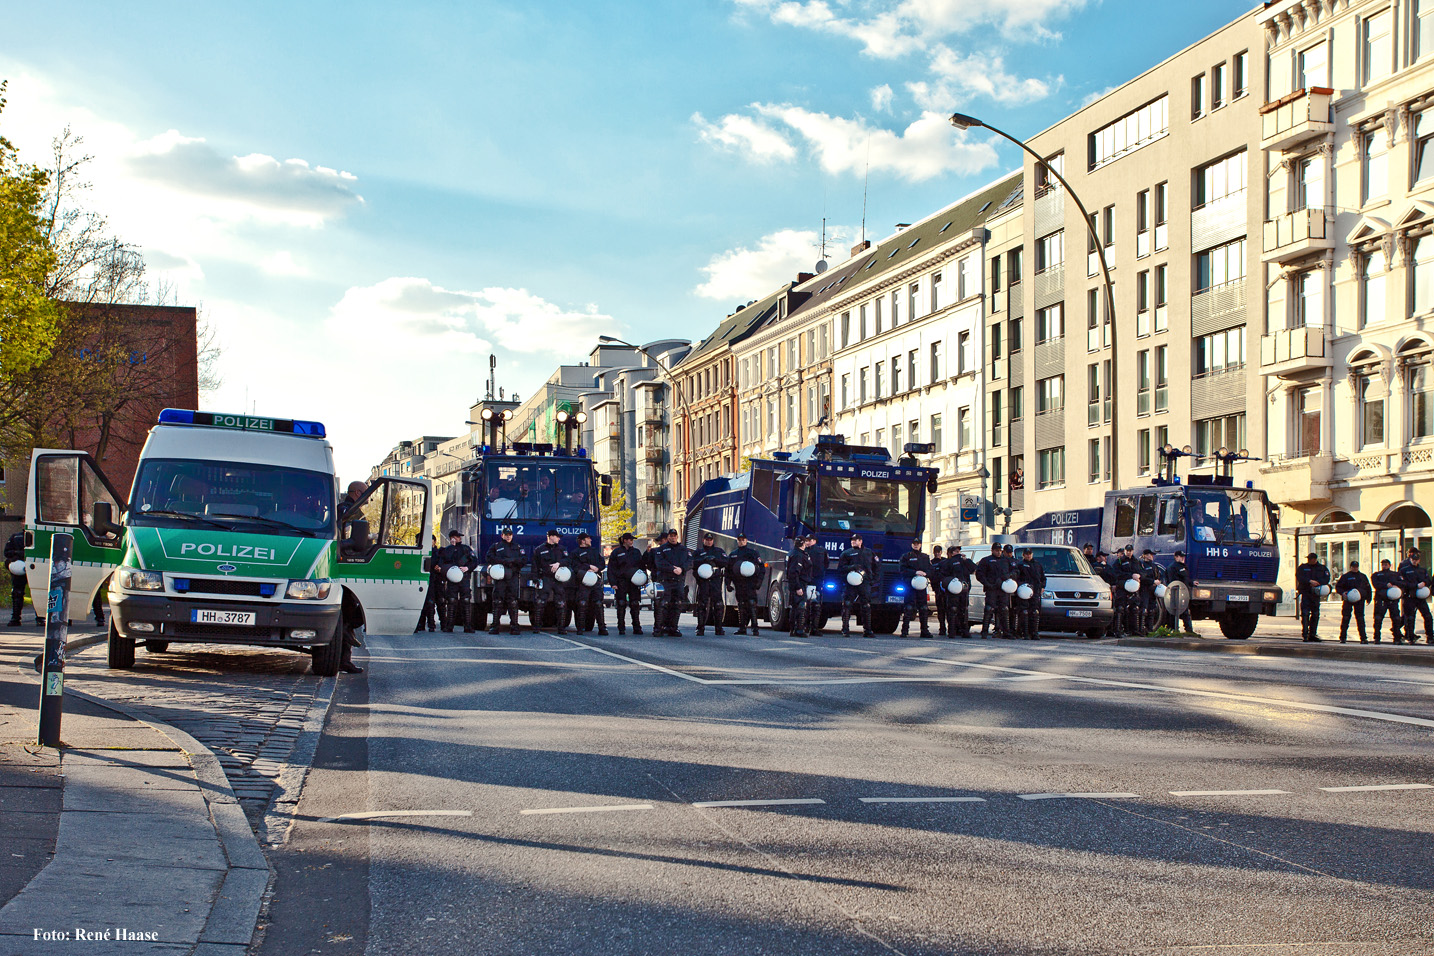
[1118,612,1434,666]
[0,629,269,956]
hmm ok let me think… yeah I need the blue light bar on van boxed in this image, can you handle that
[157,409,326,438]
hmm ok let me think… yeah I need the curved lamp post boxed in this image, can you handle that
[950,112,1121,490]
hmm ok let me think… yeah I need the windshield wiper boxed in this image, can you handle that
[205,513,320,537]
[132,509,230,531]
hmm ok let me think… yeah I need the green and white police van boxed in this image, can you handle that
[23,409,432,675]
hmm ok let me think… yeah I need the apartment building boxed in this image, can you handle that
[732,281,832,463]
[1257,0,1434,571]
[832,173,1023,545]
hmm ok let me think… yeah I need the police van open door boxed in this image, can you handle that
[333,477,432,635]
[25,450,126,622]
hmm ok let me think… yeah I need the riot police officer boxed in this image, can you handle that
[1399,549,1433,645]
[652,529,689,637]
[940,545,976,638]
[1138,549,1165,635]
[898,538,934,639]
[804,534,827,635]
[727,532,764,636]
[607,532,645,635]
[532,529,571,634]
[1295,552,1330,642]
[691,532,729,636]
[930,545,948,637]
[5,532,27,628]
[566,532,607,635]
[1335,560,1372,643]
[785,537,814,637]
[837,533,877,638]
[434,529,477,633]
[1111,545,1142,638]
[1168,551,1195,635]
[1372,559,1406,644]
[417,534,440,632]
[1015,547,1046,640]
[975,544,1009,639]
[484,526,526,635]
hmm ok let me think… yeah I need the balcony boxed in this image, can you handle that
[1259,453,1332,505]
[1191,192,1246,252]
[643,445,665,463]
[639,407,665,425]
[1260,88,1334,153]
[1263,208,1333,264]
[640,484,666,503]
[1260,326,1329,378]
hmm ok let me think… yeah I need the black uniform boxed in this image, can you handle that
[692,544,729,636]
[931,552,949,636]
[1371,567,1405,643]
[1137,557,1165,634]
[727,543,764,635]
[1294,560,1331,641]
[1168,560,1195,633]
[484,538,527,634]
[837,544,878,637]
[1015,557,1047,640]
[785,545,815,637]
[1399,559,1434,644]
[939,552,976,638]
[434,541,478,632]
[1334,569,1372,643]
[976,551,1013,639]
[532,540,571,633]
[418,542,441,632]
[607,543,646,635]
[652,542,689,636]
[5,533,26,627]
[566,542,607,634]
[806,544,829,635]
[898,548,934,638]
[1111,555,1143,637]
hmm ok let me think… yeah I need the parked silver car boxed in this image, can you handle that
[967,544,1114,638]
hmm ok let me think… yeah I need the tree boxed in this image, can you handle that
[600,478,635,544]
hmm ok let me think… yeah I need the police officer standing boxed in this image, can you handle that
[417,534,440,633]
[1015,547,1046,640]
[728,532,764,636]
[1295,552,1331,642]
[837,533,877,638]
[1399,548,1434,644]
[6,532,27,628]
[533,529,571,634]
[435,529,477,633]
[1111,545,1142,638]
[942,545,977,638]
[975,544,1009,639]
[568,532,608,635]
[785,536,814,637]
[692,532,729,636]
[930,545,948,637]
[607,532,645,636]
[1138,548,1165,634]
[1372,558,1406,644]
[898,538,934,639]
[484,526,526,635]
[1168,551,1196,635]
[653,529,689,637]
[1335,559,1372,643]
[804,534,827,635]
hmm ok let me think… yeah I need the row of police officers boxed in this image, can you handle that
[1294,549,1433,644]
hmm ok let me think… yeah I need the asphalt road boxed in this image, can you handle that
[259,623,1434,956]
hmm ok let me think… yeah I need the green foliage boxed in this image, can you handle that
[1146,624,1182,639]
[600,478,635,544]
[0,82,62,386]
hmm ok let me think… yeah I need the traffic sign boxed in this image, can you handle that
[959,495,980,523]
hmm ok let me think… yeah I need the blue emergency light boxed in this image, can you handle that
[158,409,326,438]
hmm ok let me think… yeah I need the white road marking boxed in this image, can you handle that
[520,804,654,815]
[1018,792,1140,801]
[322,810,473,823]
[553,636,711,683]
[692,798,826,808]
[858,796,987,804]
[1319,783,1434,793]
[1169,789,1289,797]
[1377,679,1434,686]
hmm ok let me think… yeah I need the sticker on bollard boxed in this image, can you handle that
[37,532,73,748]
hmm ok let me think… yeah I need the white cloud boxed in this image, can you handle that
[692,111,797,162]
[696,227,836,302]
[911,46,1056,107]
[1082,84,1118,107]
[259,251,308,277]
[870,84,894,112]
[751,104,997,181]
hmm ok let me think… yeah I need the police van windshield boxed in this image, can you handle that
[129,459,335,537]
[483,461,595,522]
[1028,547,1093,576]
[817,476,921,535]
[1187,489,1272,545]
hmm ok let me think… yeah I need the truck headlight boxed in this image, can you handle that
[1194,588,1213,599]
[1263,591,1279,602]
[1042,590,1055,600]
[286,579,332,600]
[116,566,164,592]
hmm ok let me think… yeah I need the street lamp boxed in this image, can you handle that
[598,334,694,508]
[950,112,1122,490]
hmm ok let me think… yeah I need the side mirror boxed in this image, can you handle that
[422,556,432,573]
[1269,504,1281,531]
[93,502,123,538]
[600,474,613,508]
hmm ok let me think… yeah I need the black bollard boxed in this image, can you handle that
[37,533,73,749]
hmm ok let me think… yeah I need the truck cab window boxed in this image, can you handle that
[1157,496,1184,537]
[1113,496,1137,538]
[1136,495,1157,536]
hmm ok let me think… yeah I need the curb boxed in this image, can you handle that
[1116,637,1434,667]
[65,687,272,951]
[260,673,336,847]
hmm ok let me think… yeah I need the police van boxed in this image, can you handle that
[23,409,432,675]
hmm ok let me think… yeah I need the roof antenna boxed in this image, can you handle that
[861,137,871,244]
[815,217,829,274]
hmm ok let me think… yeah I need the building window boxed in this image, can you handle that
[841,311,851,348]
[909,282,920,321]
[1036,231,1064,273]
[956,332,969,375]
[1088,95,1169,170]
[819,323,829,359]
[1415,237,1434,316]
[1195,413,1246,461]
[891,356,901,395]
[909,419,919,444]
[949,408,963,452]
[930,341,943,382]
[1011,386,1024,422]
[1038,447,1066,489]
[1295,269,1324,328]
[1212,61,1227,109]
[1195,238,1246,292]
[859,367,868,404]
[1088,439,1103,483]
[786,337,797,372]
[930,271,944,312]
[1037,375,1064,413]
[1195,151,1247,208]
[1295,155,1324,211]
[1234,50,1248,98]
[875,361,884,400]
[1154,181,1169,251]
[958,257,973,301]
[768,348,777,379]
[1153,264,1168,333]
[1136,428,1152,476]
[1419,0,1434,60]
[992,391,1004,446]
[1361,251,1387,327]
[1194,326,1246,376]
[1008,247,1024,285]
[860,303,869,341]
[1136,189,1151,258]
[767,398,776,437]
[1035,303,1064,344]
[1136,270,1151,337]
[1087,287,1108,351]
[804,330,815,367]
[1155,424,1169,454]
[908,349,918,388]
[991,322,1003,374]
[1363,8,1393,85]
[1137,349,1151,416]
[1413,364,1434,440]
[1297,387,1321,456]
[841,373,851,409]
[1363,129,1388,204]
[891,424,901,450]
[1103,204,1115,250]
[876,428,885,450]
[1154,345,1169,413]
[932,413,944,452]
[1087,363,1102,427]
[873,297,883,335]
[1191,73,1206,119]
[1035,152,1063,193]
[1298,41,1328,89]
[1010,315,1023,353]
[1360,374,1385,447]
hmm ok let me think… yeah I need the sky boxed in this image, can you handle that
[2,0,1252,481]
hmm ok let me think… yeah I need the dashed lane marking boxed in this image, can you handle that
[322,810,473,823]
[692,798,826,808]
[1319,783,1434,792]
[858,796,987,804]
[1018,792,1141,801]
[1377,678,1434,686]
[520,804,654,815]
[1169,789,1289,797]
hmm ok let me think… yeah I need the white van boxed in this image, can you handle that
[967,544,1114,638]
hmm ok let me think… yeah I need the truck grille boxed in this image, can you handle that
[174,578,273,597]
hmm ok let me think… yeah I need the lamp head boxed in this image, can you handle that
[949,112,984,130]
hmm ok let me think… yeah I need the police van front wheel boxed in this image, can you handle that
[107,621,135,669]
[311,622,344,676]
[1219,612,1258,640]
[767,585,789,631]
